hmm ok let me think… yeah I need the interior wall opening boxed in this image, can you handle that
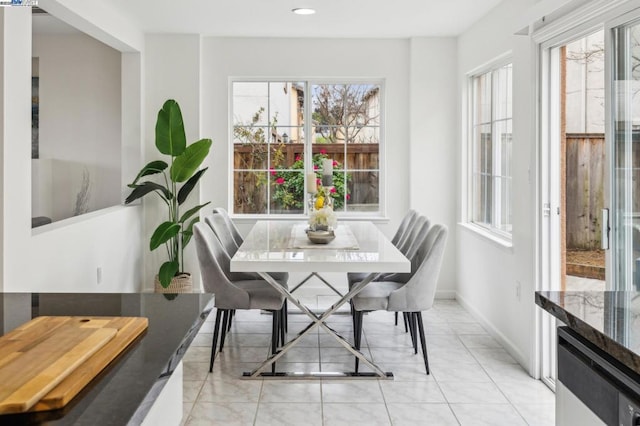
[31,8,122,228]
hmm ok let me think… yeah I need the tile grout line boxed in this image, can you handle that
[320,378,325,426]
[468,341,534,425]
[185,301,553,425]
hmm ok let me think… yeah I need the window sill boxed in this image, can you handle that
[458,222,513,251]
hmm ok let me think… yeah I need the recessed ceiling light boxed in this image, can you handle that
[292,8,316,15]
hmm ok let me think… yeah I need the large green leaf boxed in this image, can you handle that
[182,217,200,249]
[155,99,186,156]
[125,181,172,204]
[128,160,168,187]
[158,260,179,288]
[170,139,212,183]
[177,168,208,205]
[179,202,211,224]
[150,221,181,251]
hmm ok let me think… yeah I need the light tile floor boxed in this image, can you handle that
[181,298,555,426]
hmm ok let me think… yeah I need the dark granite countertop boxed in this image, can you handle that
[0,292,214,425]
[536,291,640,376]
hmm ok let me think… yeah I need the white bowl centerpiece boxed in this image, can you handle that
[308,207,337,231]
[307,207,337,244]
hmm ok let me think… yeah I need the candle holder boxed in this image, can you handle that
[308,191,318,212]
[321,174,333,187]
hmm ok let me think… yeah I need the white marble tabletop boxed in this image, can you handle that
[230,221,410,273]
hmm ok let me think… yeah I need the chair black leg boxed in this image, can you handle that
[351,302,356,337]
[279,306,286,347]
[406,312,416,351]
[416,311,430,374]
[220,310,230,351]
[403,312,409,333]
[354,310,364,373]
[395,312,398,326]
[227,309,234,332]
[283,302,288,333]
[411,313,419,354]
[271,310,278,373]
[209,309,223,372]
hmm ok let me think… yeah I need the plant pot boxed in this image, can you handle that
[154,273,193,293]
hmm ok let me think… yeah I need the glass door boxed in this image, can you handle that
[540,28,609,389]
[612,19,640,293]
[538,2,640,391]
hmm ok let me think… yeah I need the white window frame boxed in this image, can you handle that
[228,78,386,219]
[465,58,513,243]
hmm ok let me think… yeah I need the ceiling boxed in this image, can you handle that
[92,0,502,38]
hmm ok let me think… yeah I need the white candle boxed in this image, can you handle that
[306,173,317,193]
[322,158,333,175]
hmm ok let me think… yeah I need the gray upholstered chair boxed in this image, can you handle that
[351,224,448,374]
[347,212,428,288]
[378,215,432,284]
[208,209,288,283]
[205,214,261,282]
[347,214,431,329]
[391,209,419,246]
[194,222,286,372]
[205,213,289,335]
[212,207,243,248]
[397,215,430,256]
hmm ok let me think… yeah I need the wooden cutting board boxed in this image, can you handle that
[32,316,148,412]
[0,316,148,414]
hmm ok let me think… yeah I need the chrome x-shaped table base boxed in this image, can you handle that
[242,272,393,379]
[289,272,344,297]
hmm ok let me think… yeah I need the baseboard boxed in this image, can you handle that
[455,292,529,369]
[435,290,456,299]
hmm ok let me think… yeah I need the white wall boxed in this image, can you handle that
[201,37,410,232]
[0,2,144,293]
[200,37,461,296]
[0,7,30,293]
[456,0,538,371]
[410,37,458,298]
[32,33,121,221]
[143,34,202,291]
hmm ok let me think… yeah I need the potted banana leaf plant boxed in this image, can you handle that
[125,99,212,291]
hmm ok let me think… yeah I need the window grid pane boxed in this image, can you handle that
[470,63,512,236]
[233,81,382,215]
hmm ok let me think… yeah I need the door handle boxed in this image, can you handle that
[602,208,610,250]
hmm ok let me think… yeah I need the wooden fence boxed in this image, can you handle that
[566,133,604,250]
[233,143,379,214]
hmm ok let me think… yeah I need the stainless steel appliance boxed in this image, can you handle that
[557,327,640,426]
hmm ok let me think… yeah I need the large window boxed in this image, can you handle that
[470,63,512,237]
[232,81,381,216]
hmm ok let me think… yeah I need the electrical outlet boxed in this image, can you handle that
[515,281,521,301]
[97,267,102,285]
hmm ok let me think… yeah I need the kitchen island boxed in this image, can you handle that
[536,291,640,425]
[0,292,213,425]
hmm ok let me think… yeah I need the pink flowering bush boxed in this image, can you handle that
[272,152,350,211]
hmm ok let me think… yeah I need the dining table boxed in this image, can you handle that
[230,220,410,379]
